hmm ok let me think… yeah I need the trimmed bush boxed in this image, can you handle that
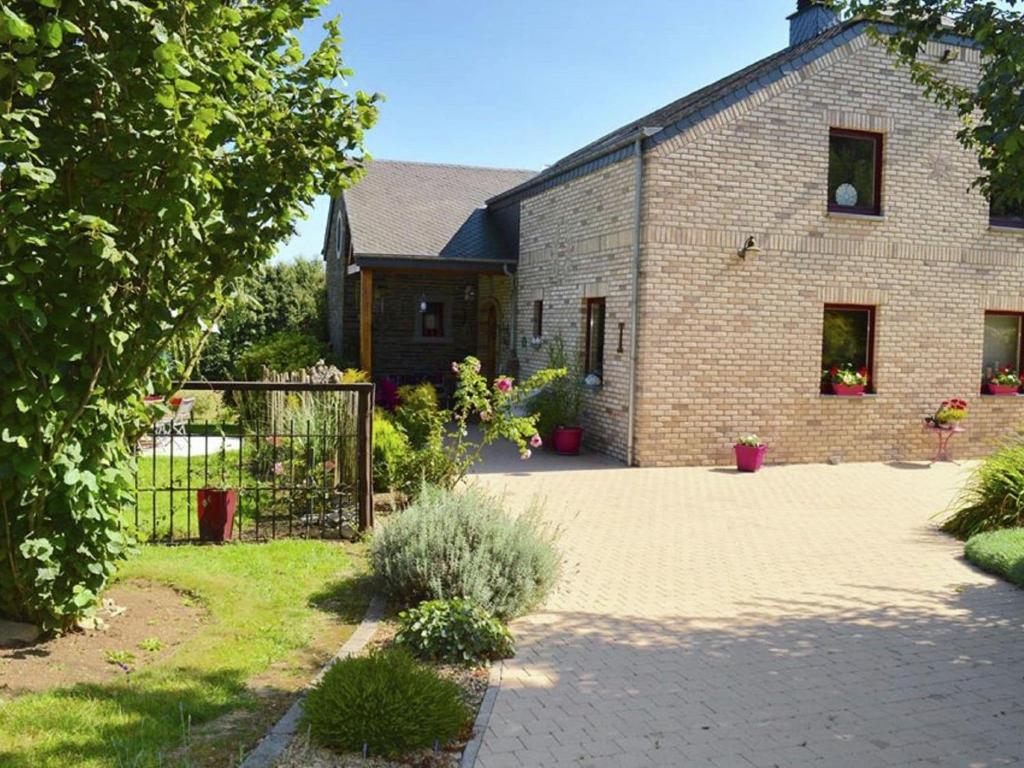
[396,598,515,665]
[372,485,560,619]
[373,413,413,492]
[236,330,324,379]
[942,434,1024,539]
[964,528,1024,587]
[394,383,443,449]
[302,648,469,757]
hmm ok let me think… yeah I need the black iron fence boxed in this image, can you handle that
[129,381,374,543]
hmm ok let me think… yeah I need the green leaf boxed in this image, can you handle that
[41,20,62,48]
[174,78,201,94]
[3,9,34,40]
[60,18,84,35]
[63,468,81,485]
[17,162,56,185]
[155,83,176,109]
[36,0,59,7]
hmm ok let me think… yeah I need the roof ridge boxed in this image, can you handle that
[370,158,537,174]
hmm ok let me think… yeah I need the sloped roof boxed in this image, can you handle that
[343,160,536,262]
[489,19,865,204]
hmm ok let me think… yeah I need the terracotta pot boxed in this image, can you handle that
[197,488,237,542]
[985,383,1020,396]
[734,443,768,473]
[831,383,865,396]
[553,426,583,455]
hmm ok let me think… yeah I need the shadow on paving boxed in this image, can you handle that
[492,582,1024,766]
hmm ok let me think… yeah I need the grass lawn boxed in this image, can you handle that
[0,540,370,768]
[964,528,1024,587]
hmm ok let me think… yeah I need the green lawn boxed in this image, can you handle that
[964,528,1024,587]
[0,540,370,768]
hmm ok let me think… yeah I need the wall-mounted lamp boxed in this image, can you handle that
[738,236,762,261]
[464,285,477,302]
[419,293,428,312]
[940,48,960,63]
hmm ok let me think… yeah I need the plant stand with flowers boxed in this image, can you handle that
[822,364,869,396]
[923,398,968,464]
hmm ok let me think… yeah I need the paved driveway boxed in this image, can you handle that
[470,455,1024,768]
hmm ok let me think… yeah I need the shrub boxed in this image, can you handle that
[396,598,514,665]
[236,330,324,379]
[964,528,1024,587]
[373,413,413,492]
[527,337,583,438]
[302,648,469,757]
[941,434,1024,539]
[372,485,560,619]
[175,389,231,424]
[394,383,443,449]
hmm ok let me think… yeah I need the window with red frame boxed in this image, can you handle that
[983,311,1023,383]
[828,129,883,216]
[420,302,444,338]
[821,305,876,393]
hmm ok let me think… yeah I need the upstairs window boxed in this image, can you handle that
[983,312,1022,381]
[990,190,1024,229]
[584,298,606,379]
[532,300,543,339]
[821,304,875,393]
[828,129,883,217]
[420,302,445,338]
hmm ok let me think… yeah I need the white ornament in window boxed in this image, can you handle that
[835,183,858,207]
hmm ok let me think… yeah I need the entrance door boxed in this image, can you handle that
[480,302,498,381]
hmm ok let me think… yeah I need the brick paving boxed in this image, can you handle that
[469,456,1024,767]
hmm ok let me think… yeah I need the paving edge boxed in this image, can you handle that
[240,594,386,768]
[459,658,505,768]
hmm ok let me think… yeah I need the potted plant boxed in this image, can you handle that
[984,366,1021,395]
[925,398,968,429]
[823,364,869,396]
[734,434,768,472]
[197,486,238,542]
[529,337,585,455]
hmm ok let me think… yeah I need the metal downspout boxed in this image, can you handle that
[626,134,645,467]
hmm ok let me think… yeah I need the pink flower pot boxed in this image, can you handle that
[985,383,1019,396]
[197,488,237,542]
[553,426,583,455]
[831,383,865,396]
[734,444,768,473]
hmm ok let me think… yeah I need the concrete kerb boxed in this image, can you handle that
[240,594,386,768]
[459,660,505,768]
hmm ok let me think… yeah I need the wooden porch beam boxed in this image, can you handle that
[359,269,373,375]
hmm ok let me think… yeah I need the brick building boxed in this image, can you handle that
[324,1,1024,466]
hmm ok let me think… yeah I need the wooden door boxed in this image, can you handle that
[480,302,498,381]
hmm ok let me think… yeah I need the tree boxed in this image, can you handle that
[0,1,379,630]
[833,0,1024,207]
[199,257,327,380]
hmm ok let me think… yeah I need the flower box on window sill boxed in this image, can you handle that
[829,383,865,397]
[983,383,1020,396]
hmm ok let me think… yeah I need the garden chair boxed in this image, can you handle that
[170,397,195,436]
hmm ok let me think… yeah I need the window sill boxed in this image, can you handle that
[412,336,453,345]
[819,393,879,399]
[988,224,1024,235]
[979,392,1022,397]
[826,210,885,222]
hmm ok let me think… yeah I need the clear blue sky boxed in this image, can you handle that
[275,0,801,262]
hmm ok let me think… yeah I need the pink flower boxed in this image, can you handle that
[323,460,336,471]
[496,377,513,393]
[451,361,460,374]
[520,449,532,460]
[530,434,543,448]
[265,435,284,447]
[273,462,284,476]
[480,409,492,422]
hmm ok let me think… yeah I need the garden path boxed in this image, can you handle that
[469,454,1024,767]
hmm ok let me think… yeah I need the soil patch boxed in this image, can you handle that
[0,581,204,698]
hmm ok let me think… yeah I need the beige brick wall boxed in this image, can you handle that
[518,33,1024,466]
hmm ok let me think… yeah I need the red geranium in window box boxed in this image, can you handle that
[823,364,868,396]
[984,367,1021,395]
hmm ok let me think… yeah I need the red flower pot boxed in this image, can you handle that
[553,426,584,455]
[734,444,768,473]
[197,488,237,542]
[831,383,865,396]
[985,383,1020,396]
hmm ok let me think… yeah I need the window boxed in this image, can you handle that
[420,302,445,338]
[828,129,883,216]
[532,300,543,339]
[584,298,606,378]
[990,190,1024,229]
[821,304,875,393]
[983,312,1023,381]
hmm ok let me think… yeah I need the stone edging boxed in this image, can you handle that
[459,659,504,768]
[240,594,386,768]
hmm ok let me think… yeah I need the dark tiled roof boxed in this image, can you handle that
[490,19,865,204]
[343,160,536,261]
